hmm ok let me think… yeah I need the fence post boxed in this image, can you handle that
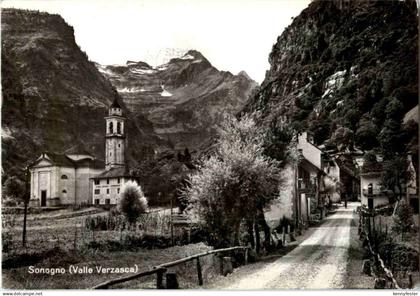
[244,248,248,265]
[156,269,165,289]
[196,258,203,286]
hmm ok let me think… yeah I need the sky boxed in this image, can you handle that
[2,0,311,83]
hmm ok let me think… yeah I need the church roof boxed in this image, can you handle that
[45,153,75,167]
[92,167,138,179]
[110,98,122,109]
[29,152,105,169]
[63,144,92,156]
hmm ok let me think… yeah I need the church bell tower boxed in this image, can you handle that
[105,98,126,170]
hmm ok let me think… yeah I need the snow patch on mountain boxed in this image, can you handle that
[131,68,156,75]
[160,85,173,97]
[118,86,146,93]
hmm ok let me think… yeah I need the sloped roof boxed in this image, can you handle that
[92,166,137,179]
[29,152,105,169]
[299,157,326,175]
[45,153,75,167]
[110,97,122,109]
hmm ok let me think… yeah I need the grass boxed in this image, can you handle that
[2,242,214,289]
[2,207,216,289]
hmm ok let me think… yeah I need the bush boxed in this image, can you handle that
[118,181,148,225]
[393,203,414,235]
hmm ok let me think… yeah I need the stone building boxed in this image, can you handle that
[29,98,138,207]
[28,147,104,207]
[91,98,138,205]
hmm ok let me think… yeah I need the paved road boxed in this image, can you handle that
[221,203,358,289]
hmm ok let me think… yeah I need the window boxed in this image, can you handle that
[105,199,110,205]
[368,183,373,195]
[117,178,120,184]
[117,188,120,194]
[94,199,100,205]
[106,189,110,195]
[61,175,68,180]
[107,178,109,184]
[109,122,113,134]
[94,189,100,195]
[62,189,67,193]
[117,122,121,134]
[94,179,100,185]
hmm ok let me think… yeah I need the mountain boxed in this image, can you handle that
[1,8,166,181]
[247,0,418,155]
[96,50,258,150]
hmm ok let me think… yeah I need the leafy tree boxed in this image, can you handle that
[385,98,405,122]
[118,180,148,226]
[381,156,410,212]
[3,173,30,247]
[183,114,283,251]
[3,176,25,201]
[263,120,293,164]
[331,126,354,151]
[379,119,404,155]
[392,203,414,240]
[355,116,379,150]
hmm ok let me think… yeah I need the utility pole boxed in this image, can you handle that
[22,166,30,247]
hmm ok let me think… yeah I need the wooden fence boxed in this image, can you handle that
[93,245,249,289]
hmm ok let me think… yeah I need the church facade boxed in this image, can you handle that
[29,98,137,207]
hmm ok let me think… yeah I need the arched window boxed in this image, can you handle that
[62,189,67,193]
[117,122,121,134]
[61,175,68,180]
[109,122,113,134]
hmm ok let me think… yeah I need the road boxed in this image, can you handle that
[219,203,359,289]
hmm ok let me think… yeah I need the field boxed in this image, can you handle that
[2,206,215,289]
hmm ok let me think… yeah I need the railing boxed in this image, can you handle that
[93,245,249,289]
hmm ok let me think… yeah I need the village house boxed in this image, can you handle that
[29,98,138,207]
[265,132,333,229]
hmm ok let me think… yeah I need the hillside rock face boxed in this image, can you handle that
[97,50,258,150]
[1,8,164,180]
[248,0,418,153]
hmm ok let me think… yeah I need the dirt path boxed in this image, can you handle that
[214,203,359,289]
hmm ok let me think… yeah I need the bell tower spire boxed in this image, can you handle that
[105,98,125,170]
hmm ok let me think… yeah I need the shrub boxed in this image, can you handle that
[118,181,148,225]
[392,203,414,235]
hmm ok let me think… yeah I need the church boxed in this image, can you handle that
[28,98,138,207]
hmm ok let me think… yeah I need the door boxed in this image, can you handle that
[368,198,373,210]
[41,190,47,207]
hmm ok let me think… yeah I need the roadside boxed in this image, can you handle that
[207,203,359,289]
[343,206,374,288]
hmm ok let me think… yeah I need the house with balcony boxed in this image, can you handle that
[296,132,328,225]
[360,159,387,209]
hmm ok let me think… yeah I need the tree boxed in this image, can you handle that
[379,119,404,155]
[183,114,283,251]
[331,126,354,151]
[3,172,30,247]
[381,156,410,214]
[355,117,379,150]
[118,181,148,226]
[3,176,25,202]
[392,203,414,240]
